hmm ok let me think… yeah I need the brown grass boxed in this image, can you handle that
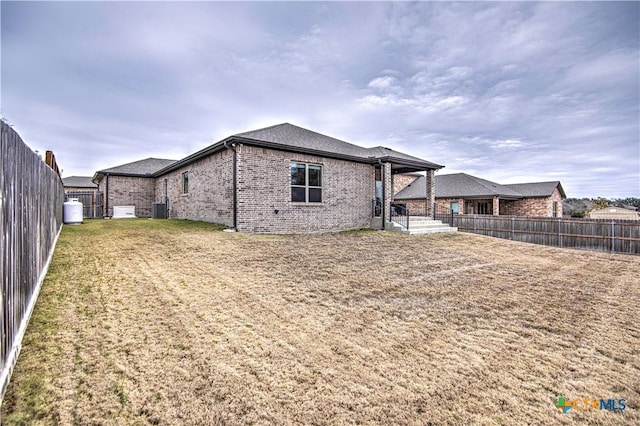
[2,219,639,425]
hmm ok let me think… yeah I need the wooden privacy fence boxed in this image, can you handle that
[437,213,640,255]
[0,120,65,402]
[65,190,103,218]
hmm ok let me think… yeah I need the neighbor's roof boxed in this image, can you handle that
[62,176,97,188]
[94,158,177,181]
[156,123,443,176]
[503,182,566,198]
[396,173,521,199]
[395,173,565,200]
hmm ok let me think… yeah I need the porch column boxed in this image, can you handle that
[425,169,435,217]
[383,162,393,229]
[493,196,500,215]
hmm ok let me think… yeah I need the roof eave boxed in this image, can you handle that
[92,170,156,183]
[376,155,444,170]
[153,140,229,176]
[436,194,523,200]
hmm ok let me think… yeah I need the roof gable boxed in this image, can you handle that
[235,123,371,159]
[96,158,177,177]
[234,123,443,169]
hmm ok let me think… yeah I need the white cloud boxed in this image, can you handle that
[368,76,397,89]
[490,139,524,149]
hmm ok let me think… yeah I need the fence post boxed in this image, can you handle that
[511,217,515,240]
[558,218,563,248]
[611,220,615,254]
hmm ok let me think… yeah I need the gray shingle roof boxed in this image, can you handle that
[235,123,443,169]
[97,158,177,176]
[62,176,97,188]
[235,123,373,159]
[97,123,443,179]
[503,182,566,198]
[395,173,564,200]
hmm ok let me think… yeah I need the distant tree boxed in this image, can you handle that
[590,197,609,210]
[612,197,640,209]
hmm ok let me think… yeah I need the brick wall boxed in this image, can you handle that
[155,150,234,226]
[97,175,155,217]
[435,198,465,213]
[394,199,428,216]
[236,144,374,233]
[501,188,564,217]
[392,173,419,195]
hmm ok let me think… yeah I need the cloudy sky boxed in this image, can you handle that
[2,1,638,198]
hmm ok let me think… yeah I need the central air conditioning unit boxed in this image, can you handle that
[152,203,168,219]
[112,206,136,219]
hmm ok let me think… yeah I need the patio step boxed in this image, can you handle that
[386,217,458,235]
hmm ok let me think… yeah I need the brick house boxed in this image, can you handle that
[394,173,566,218]
[92,123,443,233]
[92,158,177,218]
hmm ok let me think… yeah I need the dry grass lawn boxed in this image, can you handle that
[2,219,639,425]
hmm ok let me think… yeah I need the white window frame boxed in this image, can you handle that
[182,171,189,194]
[290,162,322,203]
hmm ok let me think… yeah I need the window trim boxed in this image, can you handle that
[290,161,323,204]
[450,201,459,214]
[182,171,189,194]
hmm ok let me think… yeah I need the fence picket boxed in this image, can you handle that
[434,211,640,255]
[0,121,64,402]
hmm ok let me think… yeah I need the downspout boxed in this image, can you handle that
[378,159,385,230]
[224,141,237,230]
[105,173,110,218]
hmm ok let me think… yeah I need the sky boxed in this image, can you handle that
[1,1,638,199]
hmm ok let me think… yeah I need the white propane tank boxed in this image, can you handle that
[63,199,83,224]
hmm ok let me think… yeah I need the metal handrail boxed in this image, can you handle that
[433,203,456,226]
[390,203,410,229]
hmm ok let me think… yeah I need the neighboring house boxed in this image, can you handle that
[394,173,566,217]
[62,176,98,192]
[92,123,443,233]
[587,206,640,220]
[92,158,177,218]
[62,175,103,218]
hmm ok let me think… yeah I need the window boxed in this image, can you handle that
[478,202,489,215]
[291,162,322,203]
[450,201,459,214]
[182,172,189,194]
[553,201,558,218]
